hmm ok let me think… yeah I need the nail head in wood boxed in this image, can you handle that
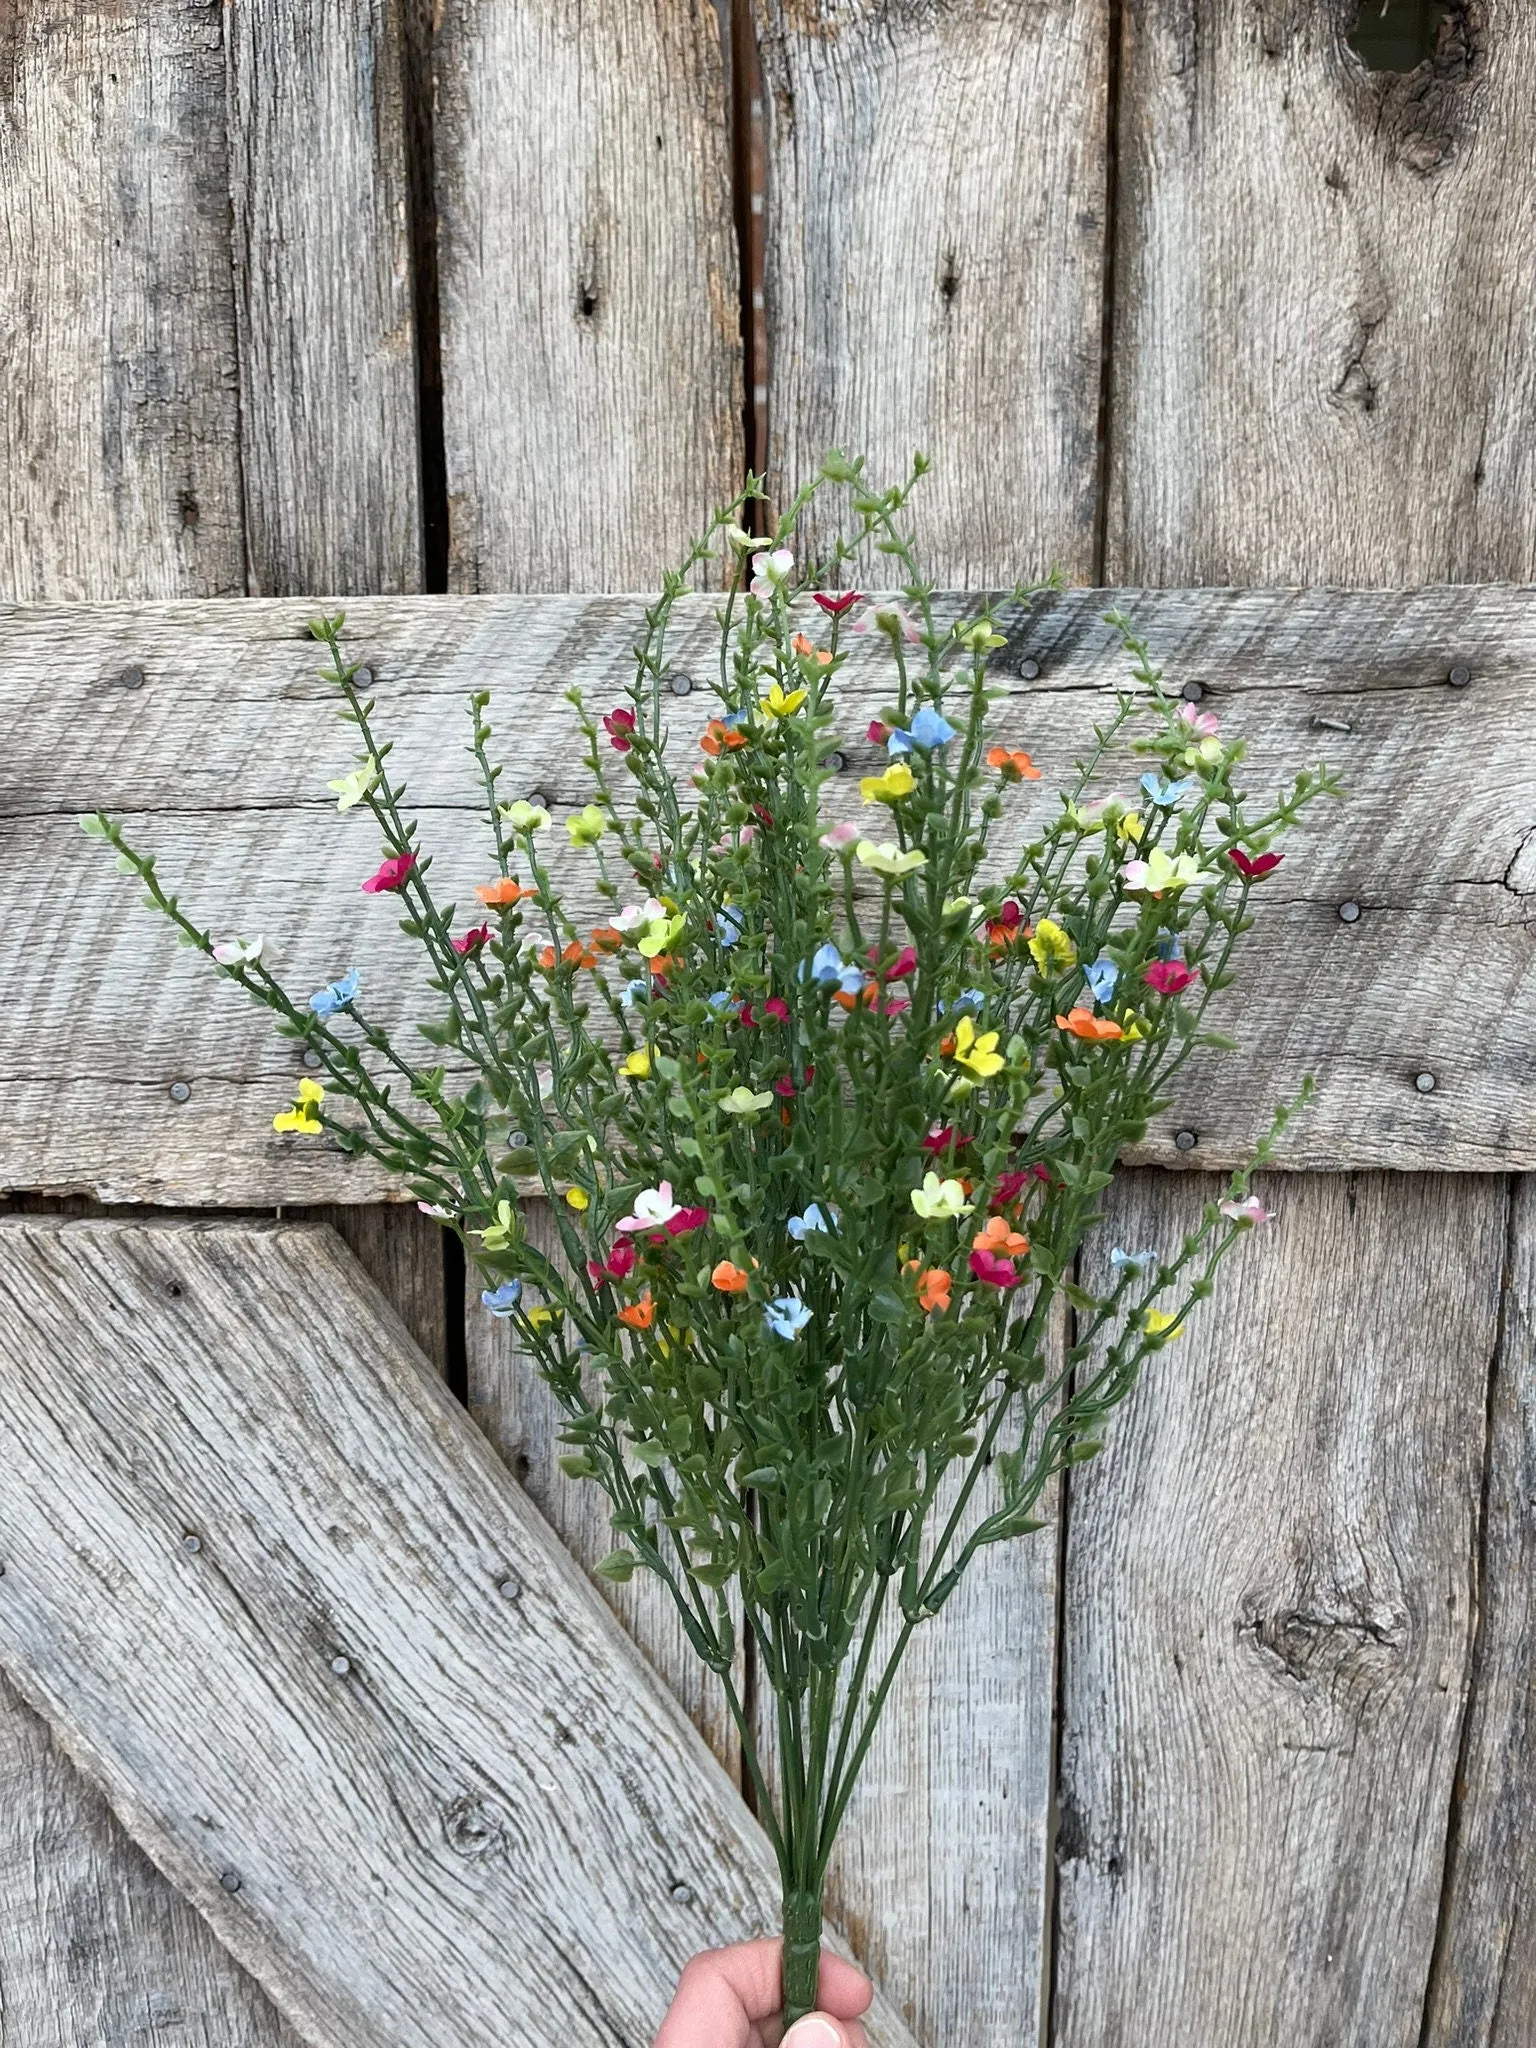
[826,751,847,773]
[330,1654,351,1676]
[1174,1129,1198,1152]
[1016,656,1041,680]
[181,1531,203,1554]
[1181,680,1205,702]
[115,665,146,691]
[219,1869,242,1893]
[670,1881,695,1905]
[1447,663,1471,688]
[1338,900,1361,924]
[509,1130,530,1150]
[1415,1071,1437,1094]
[526,791,550,812]
[167,1079,192,1104]
[302,1050,323,1070]
[497,1574,523,1603]
[667,671,693,696]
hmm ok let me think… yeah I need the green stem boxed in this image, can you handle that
[781,1882,824,2026]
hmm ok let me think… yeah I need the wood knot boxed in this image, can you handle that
[1238,1592,1407,1688]
[441,1794,505,1858]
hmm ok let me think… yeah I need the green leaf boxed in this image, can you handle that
[557,1453,598,1480]
[593,1549,637,1583]
[867,1287,908,1326]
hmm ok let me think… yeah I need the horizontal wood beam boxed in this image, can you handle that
[0,585,1530,1196]
[0,1218,914,2048]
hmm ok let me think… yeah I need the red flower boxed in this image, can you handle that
[992,1171,1028,1207]
[587,1239,638,1284]
[665,1206,710,1236]
[813,591,864,617]
[774,1073,799,1097]
[922,1126,974,1156]
[869,943,918,980]
[752,803,775,829]
[866,720,889,745]
[1143,959,1195,996]
[1229,848,1283,879]
[452,923,492,955]
[969,1246,1021,1289]
[737,1003,758,1030]
[603,707,637,752]
[361,853,416,894]
[763,996,790,1023]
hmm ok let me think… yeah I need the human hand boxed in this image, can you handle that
[654,1936,873,2048]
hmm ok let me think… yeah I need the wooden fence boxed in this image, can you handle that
[1,5,1533,2045]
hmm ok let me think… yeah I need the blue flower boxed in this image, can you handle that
[717,906,744,949]
[940,989,987,1015]
[618,978,651,1009]
[764,1294,813,1340]
[1084,956,1119,1004]
[1154,932,1185,962]
[1109,1247,1158,1276]
[787,1203,832,1242]
[707,989,733,1011]
[887,705,958,755]
[309,970,360,1017]
[481,1280,523,1316]
[722,708,749,730]
[1139,772,1195,809]
[802,943,864,995]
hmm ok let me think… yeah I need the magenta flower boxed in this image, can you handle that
[587,1239,639,1283]
[664,1205,711,1236]
[866,720,889,745]
[870,943,918,980]
[361,852,416,894]
[922,1126,973,1156]
[775,1073,798,1098]
[969,1246,1022,1289]
[603,707,637,752]
[763,996,791,1024]
[1179,703,1220,737]
[813,590,864,617]
[452,923,491,954]
[1229,848,1283,880]
[1143,959,1195,995]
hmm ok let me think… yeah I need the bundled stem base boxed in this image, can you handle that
[781,1886,824,2025]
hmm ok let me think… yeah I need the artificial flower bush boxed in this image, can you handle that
[87,455,1335,2023]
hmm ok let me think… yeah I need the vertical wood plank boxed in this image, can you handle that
[433,0,743,592]
[0,1,245,600]
[309,1202,450,1378]
[1107,4,1536,585]
[753,0,1109,581]
[463,1200,740,1773]
[1056,1172,1505,2047]
[227,0,422,595]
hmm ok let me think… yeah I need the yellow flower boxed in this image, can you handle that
[951,1015,1005,1079]
[721,1086,775,1115]
[910,1172,973,1220]
[526,1305,555,1330]
[272,1076,324,1134]
[327,759,378,812]
[476,1199,519,1251]
[500,799,551,833]
[637,912,686,959]
[859,762,916,806]
[1118,811,1143,844]
[760,680,808,719]
[566,804,607,846]
[1027,917,1076,975]
[1124,848,1217,896]
[622,1048,652,1078]
[1143,1308,1183,1341]
[1184,736,1224,769]
[855,839,926,878]
[564,1187,590,1212]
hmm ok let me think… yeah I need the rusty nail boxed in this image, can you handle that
[181,1532,203,1554]
[220,1870,242,1894]
[1447,664,1471,688]
[1016,657,1041,680]
[497,1574,523,1602]
[1181,680,1205,703]
[1174,1130,1198,1152]
[168,1079,192,1104]
[1415,1071,1437,1094]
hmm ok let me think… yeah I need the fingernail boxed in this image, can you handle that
[782,2018,840,2048]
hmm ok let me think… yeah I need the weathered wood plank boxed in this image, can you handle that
[0,1217,916,2048]
[1055,1171,1506,2048]
[0,0,246,600]
[0,1671,300,2048]
[1108,4,1536,585]
[1420,1174,1534,2046]
[464,1201,741,1775]
[753,0,1108,581]
[433,2,741,591]
[308,1200,450,1378]
[2,587,1533,1200]
[226,0,421,596]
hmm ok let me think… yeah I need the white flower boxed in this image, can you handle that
[615,1181,684,1233]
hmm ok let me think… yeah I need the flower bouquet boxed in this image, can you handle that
[86,454,1336,2025]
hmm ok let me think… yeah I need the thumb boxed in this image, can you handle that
[781,2017,850,2048]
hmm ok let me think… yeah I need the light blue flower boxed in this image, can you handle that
[940,989,987,1015]
[887,705,958,755]
[1084,956,1119,1004]
[481,1280,523,1316]
[618,978,651,1009]
[722,708,749,730]
[309,969,360,1017]
[1139,772,1195,809]
[764,1294,813,1340]
[787,1203,831,1242]
[1109,1247,1158,1276]
[1154,932,1185,962]
[707,989,733,1011]
[717,906,744,948]
[802,942,864,995]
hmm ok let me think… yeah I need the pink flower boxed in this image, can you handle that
[1178,703,1220,737]
[813,590,864,617]
[763,997,791,1023]
[850,604,923,645]
[866,720,890,745]
[1229,848,1283,880]
[1143,959,1195,995]
[665,1205,711,1236]
[922,1126,973,1156]
[749,546,795,598]
[969,1246,1021,1289]
[775,1073,798,1097]
[452,924,491,954]
[889,945,918,980]
[1219,1195,1272,1226]
[820,821,859,851]
[991,1171,1029,1207]
[587,1238,639,1283]
[361,853,416,894]
[603,707,637,752]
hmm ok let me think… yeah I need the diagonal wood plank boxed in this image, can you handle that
[0,1216,916,2048]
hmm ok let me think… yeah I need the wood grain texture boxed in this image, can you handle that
[1055,1170,1507,2048]
[753,0,1108,582]
[2,586,1533,1201]
[307,1200,450,1377]
[465,1200,741,1774]
[433,0,742,591]
[1108,3,1536,585]
[0,0,246,600]
[226,0,421,596]
[1420,1174,1533,2047]
[0,1217,917,2048]
[0,1671,300,2048]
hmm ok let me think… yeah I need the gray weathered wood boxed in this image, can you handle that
[3,586,1534,1203]
[309,1199,450,1377]
[433,2,742,591]
[226,0,421,596]
[1055,1170,1507,2047]
[1420,1173,1534,2046]
[1108,3,1536,586]
[754,0,1108,582]
[465,1201,742,1776]
[0,1216,916,2048]
[0,1671,300,2048]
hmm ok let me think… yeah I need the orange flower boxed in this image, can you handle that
[712,1260,751,1294]
[916,1268,953,1314]
[791,632,834,666]
[973,1215,1030,1259]
[476,876,528,906]
[648,954,681,977]
[987,746,1041,782]
[590,925,625,953]
[617,1290,655,1330]
[1055,1007,1125,1042]
[539,942,598,970]
[701,718,748,756]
